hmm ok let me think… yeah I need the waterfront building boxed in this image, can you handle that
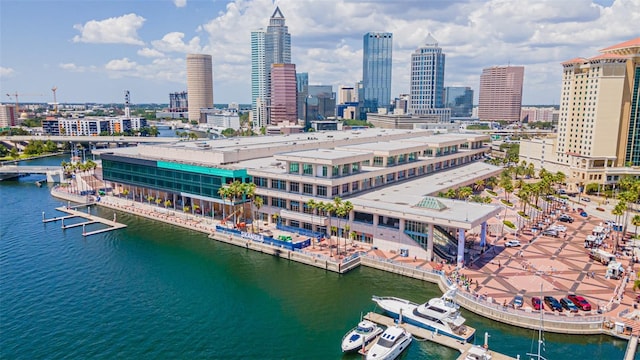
[519,37,640,191]
[186,54,214,123]
[478,66,524,122]
[409,34,446,116]
[0,104,17,127]
[99,129,500,264]
[251,7,291,129]
[362,32,393,115]
[270,63,298,125]
[444,87,473,118]
[42,117,147,136]
[205,111,240,130]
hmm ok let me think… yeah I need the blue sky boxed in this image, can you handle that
[1,0,638,105]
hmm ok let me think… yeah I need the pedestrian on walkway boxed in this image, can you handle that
[498,261,501,268]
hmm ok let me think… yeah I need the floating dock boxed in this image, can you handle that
[363,312,517,360]
[42,206,126,237]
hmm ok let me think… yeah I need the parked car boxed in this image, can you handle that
[605,220,616,226]
[544,296,563,312]
[560,297,579,313]
[542,229,559,237]
[532,297,544,310]
[505,240,521,247]
[567,295,592,311]
[513,295,524,308]
[580,211,588,217]
[549,225,567,232]
[581,197,590,202]
[558,215,574,223]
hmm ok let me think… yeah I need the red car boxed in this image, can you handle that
[532,297,544,310]
[567,295,592,311]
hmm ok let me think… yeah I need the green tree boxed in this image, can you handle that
[9,147,19,160]
[254,196,264,233]
[632,215,640,239]
[221,128,237,137]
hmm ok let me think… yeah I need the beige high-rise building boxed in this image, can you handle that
[478,66,524,122]
[519,37,640,191]
[186,54,214,122]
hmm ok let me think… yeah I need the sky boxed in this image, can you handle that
[1,0,639,106]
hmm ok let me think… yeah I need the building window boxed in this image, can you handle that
[342,164,350,175]
[253,176,268,187]
[373,156,384,166]
[352,181,359,191]
[352,163,360,173]
[290,200,300,212]
[332,186,339,196]
[271,179,286,190]
[303,183,313,195]
[322,166,328,177]
[289,181,299,193]
[317,185,327,197]
[289,220,300,228]
[303,164,313,175]
[342,183,349,193]
[289,162,299,174]
[271,197,286,208]
[332,166,339,177]
[387,156,396,166]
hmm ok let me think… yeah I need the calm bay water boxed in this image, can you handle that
[0,155,631,359]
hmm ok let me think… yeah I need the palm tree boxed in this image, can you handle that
[254,196,264,233]
[612,200,626,253]
[473,179,485,192]
[343,201,354,246]
[308,199,317,244]
[457,186,473,200]
[632,214,640,239]
[218,186,230,226]
[243,182,257,229]
[164,199,172,208]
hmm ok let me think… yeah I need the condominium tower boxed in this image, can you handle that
[251,7,291,129]
[409,34,445,114]
[186,54,214,122]
[362,32,392,115]
[478,66,524,122]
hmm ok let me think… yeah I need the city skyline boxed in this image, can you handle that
[1,0,638,105]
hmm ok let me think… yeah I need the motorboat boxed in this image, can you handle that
[365,325,412,360]
[465,345,492,360]
[372,284,475,342]
[341,319,384,353]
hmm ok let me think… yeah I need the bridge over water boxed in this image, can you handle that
[0,165,63,182]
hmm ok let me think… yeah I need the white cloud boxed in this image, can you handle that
[137,48,165,58]
[174,0,187,8]
[105,58,137,71]
[150,32,204,53]
[72,13,146,45]
[0,66,15,78]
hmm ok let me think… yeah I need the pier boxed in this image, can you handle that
[42,206,126,237]
[363,312,517,360]
[623,335,639,360]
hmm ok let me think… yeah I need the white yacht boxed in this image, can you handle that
[341,319,384,353]
[372,285,475,342]
[365,325,412,360]
[465,345,492,360]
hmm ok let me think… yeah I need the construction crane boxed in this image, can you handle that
[5,92,44,113]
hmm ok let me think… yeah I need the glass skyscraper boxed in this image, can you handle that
[409,34,445,115]
[444,87,473,117]
[362,32,392,116]
[251,7,291,129]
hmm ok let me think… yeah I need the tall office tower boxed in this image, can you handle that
[270,63,298,125]
[557,37,640,167]
[0,104,17,127]
[478,65,524,122]
[251,29,267,128]
[296,72,308,120]
[444,86,473,117]
[186,54,214,123]
[251,7,291,129]
[409,34,445,115]
[337,85,355,104]
[362,32,392,115]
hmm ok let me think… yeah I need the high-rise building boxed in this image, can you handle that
[362,32,392,115]
[519,37,640,192]
[251,7,291,129]
[169,91,188,112]
[296,72,308,120]
[444,87,473,117]
[186,54,214,122]
[270,63,297,125]
[478,66,524,122]
[0,104,17,127]
[409,34,445,114]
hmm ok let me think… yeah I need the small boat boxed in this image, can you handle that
[365,325,412,360]
[372,284,475,342]
[341,319,384,353]
[465,345,492,360]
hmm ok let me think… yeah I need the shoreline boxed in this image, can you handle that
[49,186,639,341]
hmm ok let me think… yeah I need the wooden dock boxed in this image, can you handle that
[42,206,126,237]
[363,312,517,360]
[623,335,639,360]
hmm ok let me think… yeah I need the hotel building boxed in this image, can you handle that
[478,66,524,122]
[186,54,214,123]
[519,37,640,191]
[99,129,501,264]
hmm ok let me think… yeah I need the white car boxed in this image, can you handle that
[549,225,567,232]
[505,240,521,247]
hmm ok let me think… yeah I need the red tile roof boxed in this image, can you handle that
[589,53,628,61]
[600,37,640,52]
[561,57,586,65]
